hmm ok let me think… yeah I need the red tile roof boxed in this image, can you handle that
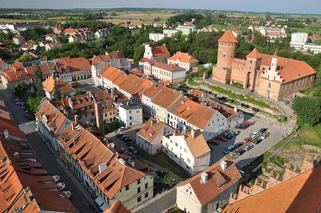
[57,124,147,200]
[140,58,185,72]
[223,166,321,213]
[171,99,216,129]
[151,45,170,57]
[42,75,75,95]
[56,57,91,72]
[179,161,241,205]
[218,30,238,43]
[137,118,165,143]
[168,52,199,64]
[0,117,26,140]
[104,200,131,213]
[35,99,68,136]
[250,50,317,83]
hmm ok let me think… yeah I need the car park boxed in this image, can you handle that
[259,128,268,134]
[236,148,246,156]
[260,132,270,139]
[128,146,138,154]
[234,142,244,149]
[250,131,259,139]
[254,138,263,144]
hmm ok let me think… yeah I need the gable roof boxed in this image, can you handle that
[152,45,170,57]
[118,74,152,96]
[179,161,241,206]
[178,131,210,158]
[247,48,260,59]
[56,57,91,72]
[42,75,75,95]
[250,50,317,83]
[151,86,182,110]
[140,58,185,72]
[57,124,147,200]
[218,30,238,43]
[137,118,165,143]
[223,166,321,213]
[168,52,199,64]
[171,99,216,129]
[35,99,68,135]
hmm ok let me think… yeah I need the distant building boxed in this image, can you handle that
[213,30,316,100]
[143,43,170,63]
[55,57,91,81]
[118,103,143,127]
[149,33,166,42]
[91,51,131,86]
[162,130,211,174]
[290,32,321,54]
[95,28,110,39]
[168,51,199,71]
[177,161,241,213]
[176,24,196,36]
[64,27,93,43]
[140,58,187,83]
[12,34,25,45]
[249,26,287,41]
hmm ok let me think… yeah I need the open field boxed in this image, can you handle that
[103,11,178,24]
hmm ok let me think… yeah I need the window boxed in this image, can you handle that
[137,179,141,184]
[137,196,141,203]
[145,183,148,189]
[126,185,129,190]
[145,192,149,198]
[137,187,141,193]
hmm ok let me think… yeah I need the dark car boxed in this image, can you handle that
[234,142,244,149]
[259,128,268,134]
[244,144,254,151]
[237,148,246,156]
[254,138,263,144]
[116,133,124,138]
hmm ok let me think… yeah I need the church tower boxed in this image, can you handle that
[212,30,238,83]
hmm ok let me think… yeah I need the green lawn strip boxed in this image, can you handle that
[298,126,321,148]
[130,142,190,179]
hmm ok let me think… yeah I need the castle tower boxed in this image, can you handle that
[245,48,262,90]
[213,30,238,83]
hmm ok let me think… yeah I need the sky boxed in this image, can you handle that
[1,0,321,14]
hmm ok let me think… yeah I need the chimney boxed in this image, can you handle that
[119,158,126,165]
[234,107,238,113]
[3,130,9,139]
[95,101,105,136]
[200,172,208,184]
[74,115,79,125]
[220,160,227,171]
[191,129,196,139]
[71,122,75,131]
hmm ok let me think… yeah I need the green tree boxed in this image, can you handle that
[52,78,61,100]
[292,96,321,126]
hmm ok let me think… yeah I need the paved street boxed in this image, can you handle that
[0,87,95,213]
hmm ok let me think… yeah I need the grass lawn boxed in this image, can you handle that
[298,124,321,147]
[130,143,190,179]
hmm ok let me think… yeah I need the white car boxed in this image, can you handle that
[51,175,60,182]
[57,182,66,190]
[61,191,71,198]
[250,132,259,139]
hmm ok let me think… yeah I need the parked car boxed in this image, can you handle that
[61,191,71,198]
[244,144,254,151]
[215,135,228,142]
[259,128,268,134]
[51,175,61,182]
[234,142,244,149]
[250,132,259,139]
[128,146,138,154]
[119,126,129,131]
[260,132,271,140]
[223,131,234,140]
[254,138,263,144]
[116,133,124,138]
[223,145,236,154]
[117,146,126,153]
[57,182,66,191]
[236,148,246,156]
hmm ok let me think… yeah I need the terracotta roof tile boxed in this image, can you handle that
[151,45,170,57]
[137,118,165,143]
[218,30,238,43]
[179,161,241,206]
[223,166,321,213]
[168,52,199,64]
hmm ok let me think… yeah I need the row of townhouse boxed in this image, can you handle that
[91,51,131,86]
[0,57,91,89]
[98,66,153,104]
[35,99,153,211]
[141,85,245,141]
[0,102,76,212]
[64,27,110,43]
